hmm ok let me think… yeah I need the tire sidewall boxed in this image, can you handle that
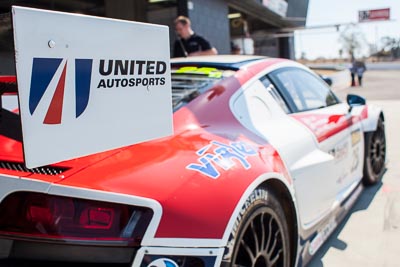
[363,118,386,185]
[224,188,290,267]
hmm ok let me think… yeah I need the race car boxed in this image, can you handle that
[0,55,386,267]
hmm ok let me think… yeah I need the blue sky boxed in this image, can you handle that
[294,0,400,60]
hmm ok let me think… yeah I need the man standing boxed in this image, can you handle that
[355,60,367,86]
[173,16,218,57]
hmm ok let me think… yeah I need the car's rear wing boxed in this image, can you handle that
[6,6,173,168]
[0,76,16,91]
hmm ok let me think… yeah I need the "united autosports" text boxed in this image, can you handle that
[97,59,167,88]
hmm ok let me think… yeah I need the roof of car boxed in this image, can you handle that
[170,55,267,70]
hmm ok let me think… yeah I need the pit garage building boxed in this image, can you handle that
[0,0,308,75]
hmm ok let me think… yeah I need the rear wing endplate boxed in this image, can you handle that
[8,6,173,168]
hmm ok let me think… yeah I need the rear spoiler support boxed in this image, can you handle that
[0,76,22,142]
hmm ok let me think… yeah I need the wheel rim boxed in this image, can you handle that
[369,124,386,176]
[232,207,286,267]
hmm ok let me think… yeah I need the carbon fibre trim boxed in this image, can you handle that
[0,161,69,175]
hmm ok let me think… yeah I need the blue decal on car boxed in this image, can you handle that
[186,141,258,178]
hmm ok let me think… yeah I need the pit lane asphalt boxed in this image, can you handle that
[308,69,400,267]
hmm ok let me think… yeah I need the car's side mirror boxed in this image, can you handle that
[319,74,333,86]
[347,94,366,112]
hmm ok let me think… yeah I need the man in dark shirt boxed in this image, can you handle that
[173,16,218,57]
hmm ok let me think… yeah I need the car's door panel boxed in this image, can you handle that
[267,68,356,226]
[231,78,338,228]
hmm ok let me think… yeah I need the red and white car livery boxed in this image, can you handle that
[0,55,386,267]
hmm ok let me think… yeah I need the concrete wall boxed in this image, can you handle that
[147,7,177,56]
[104,0,147,22]
[187,0,230,54]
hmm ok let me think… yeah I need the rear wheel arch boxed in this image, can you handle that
[222,177,299,267]
[260,179,299,267]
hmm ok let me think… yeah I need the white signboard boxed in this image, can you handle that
[12,6,173,168]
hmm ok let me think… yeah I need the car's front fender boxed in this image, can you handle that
[352,104,384,132]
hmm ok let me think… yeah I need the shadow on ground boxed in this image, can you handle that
[306,173,385,267]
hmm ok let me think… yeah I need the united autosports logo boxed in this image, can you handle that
[29,57,168,125]
[29,58,92,124]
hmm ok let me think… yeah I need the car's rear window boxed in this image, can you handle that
[171,66,235,110]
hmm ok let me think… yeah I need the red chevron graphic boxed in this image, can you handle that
[44,61,67,124]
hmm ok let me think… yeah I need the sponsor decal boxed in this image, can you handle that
[334,141,349,162]
[224,189,268,260]
[28,58,168,125]
[186,140,258,179]
[97,59,167,88]
[309,218,337,255]
[336,171,348,185]
[147,258,179,267]
[351,129,361,146]
[294,114,353,143]
[328,140,348,162]
[174,66,223,78]
[351,147,360,172]
[29,58,92,124]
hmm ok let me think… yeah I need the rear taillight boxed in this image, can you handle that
[0,192,152,246]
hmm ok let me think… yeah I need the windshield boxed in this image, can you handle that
[171,66,235,110]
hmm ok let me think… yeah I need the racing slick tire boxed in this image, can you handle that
[224,188,291,267]
[363,117,386,185]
